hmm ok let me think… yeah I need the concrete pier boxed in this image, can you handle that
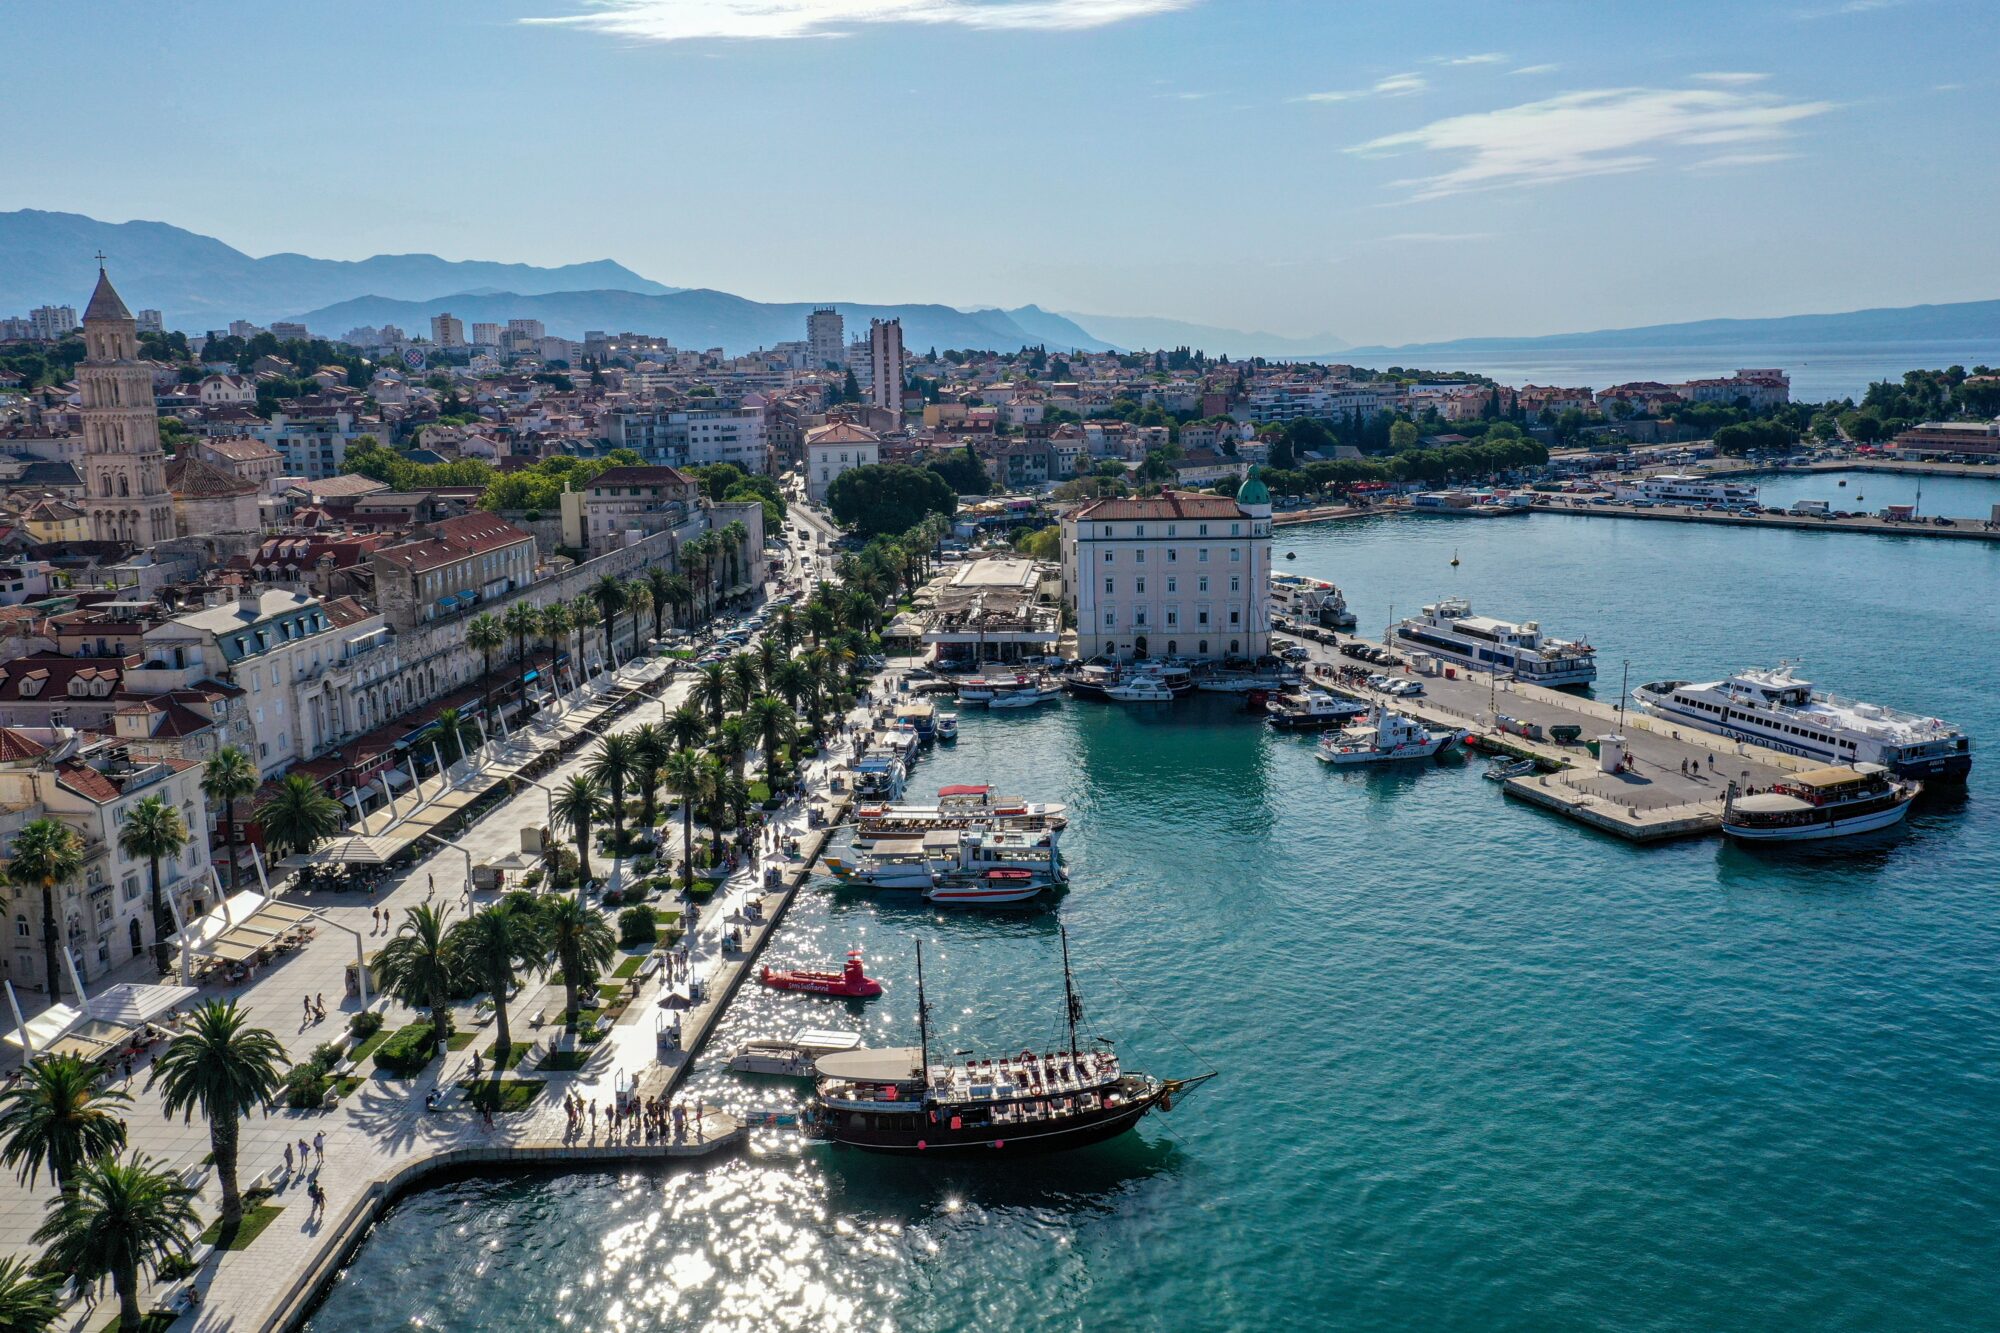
[1529,496,2000,541]
[1279,628,1805,842]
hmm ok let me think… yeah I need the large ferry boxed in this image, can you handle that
[1271,573,1358,629]
[803,933,1213,1156]
[1723,764,1919,842]
[1633,665,1972,782]
[1390,598,1598,689]
[1614,474,1759,506]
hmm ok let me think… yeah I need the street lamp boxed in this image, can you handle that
[1617,659,1630,731]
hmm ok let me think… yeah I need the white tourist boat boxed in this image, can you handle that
[825,829,1066,896]
[1316,709,1456,765]
[1271,572,1359,629]
[1105,674,1176,703]
[852,785,1067,847]
[727,1028,865,1078]
[962,673,1062,709]
[1633,664,1972,782]
[1390,597,1597,689]
[935,710,959,742]
[1722,764,1919,842]
[1614,473,1760,506]
[850,754,907,801]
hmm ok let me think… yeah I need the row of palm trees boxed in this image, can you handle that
[0,1000,286,1330]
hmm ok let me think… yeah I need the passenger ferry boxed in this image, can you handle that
[803,933,1212,1156]
[1270,573,1358,629]
[1723,764,1919,842]
[852,785,1066,847]
[824,829,1066,897]
[1615,473,1759,506]
[1633,665,1972,781]
[1390,598,1598,689]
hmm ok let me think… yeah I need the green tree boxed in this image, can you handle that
[661,749,705,892]
[467,612,504,706]
[587,735,634,854]
[33,1154,198,1333]
[446,902,543,1070]
[569,596,600,675]
[631,722,670,833]
[553,774,604,888]
[645,564,676,641]
[374,902,459,1059]
[591,574,627,667]
[538,895,616,1021]
[502,601,540,709]
[116,796,188,975]
[824,463,956,538]
[201,746,258,897]
[255,774,343,862]
[6,819,83,1001]
[1389,419,1420,451]
[0,1054,130,1193]
[695,663,729,738]
[0,1254,62,1333]
[145,1000,284,1232]
[747,696,793,791]
[424,707,478,769]
[539,600,572,680]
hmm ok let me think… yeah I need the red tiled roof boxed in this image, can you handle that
[54,761,121,804]
[587,466,694,490]
[372,512,533,574]
[0,727,49,761]
[1071,491,1247,521]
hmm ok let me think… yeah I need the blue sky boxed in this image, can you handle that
[5,0,1992,345]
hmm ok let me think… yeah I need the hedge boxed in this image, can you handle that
[373,1020,446,1076]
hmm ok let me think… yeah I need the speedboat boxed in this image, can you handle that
[935,710,959,742]
[1105,674,1175,703]
[761,950,885,998]
[986,678,1061,709]
[1316,709,1456,765]
[1266,688,1369,733]
[727,1028,864,1078]
[1722,763,1919,842]
[925,868,1048,905]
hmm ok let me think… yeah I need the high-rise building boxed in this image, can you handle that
[269,321,309,342]
[77,267,176,546]
[807,307,844,370]
[868,317,905,417]
[28,305,78,341]
[506,318,546,341]
[136,309,164,334]
[430,312,465,347]
[471,322,502,346]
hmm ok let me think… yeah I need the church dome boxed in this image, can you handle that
[1236,465,1271,508]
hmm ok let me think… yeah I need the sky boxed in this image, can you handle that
[3,0,1993,346]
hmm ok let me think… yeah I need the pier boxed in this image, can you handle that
[1279,629,1808,842]
[1528,496,2000,541]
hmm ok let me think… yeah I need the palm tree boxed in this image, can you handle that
[624,579,652,657]
[697,756,727,862]
[6,819,82,1001]
[771,656,809,713]
[721,519,749,595]
[569,596,600,676]
[645,565,676,640]
[446,903,541,1069]
[591,573,626,668]
[714,716,751,782]
[539,601,572,684]
[631,722,669,832]
[773,607,800,651]
[727,654,761,710]
[201,745,258,897]
[552,774,603,889]
[374,903,459,1057]
[587,735,635,855]
[661,749,704,893]
[843,586,881,636]
[695,663,729,738]
[502,601,540,710]
[0,1054,129,1192]
[146,999,283,1232]
[255,773,343,862]
[665,703,708,755]
[803,598,836,647]
[117,796,188,975]
[33,1153,198,1333]
[466,612,504,707]
[716,769,751,837]
[747,696,793,792]
[424,706,478,769]
[0,1254,61,1333]
[538,895,615,1021]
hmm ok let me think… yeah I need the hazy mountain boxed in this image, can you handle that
[1344,299,2000,359]
[1059,312,1350,360]
[0,209,676,329]
[288,289,1101,358]
[989,306,1124,353]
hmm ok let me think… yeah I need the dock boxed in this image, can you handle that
[1281,629,1808,842]
[1528,497,2000,541]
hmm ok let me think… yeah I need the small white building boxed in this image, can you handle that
[804,420,880,504]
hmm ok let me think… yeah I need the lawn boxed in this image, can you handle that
[537,1048,590,1072]
[332,1075,363,1098]
[348,1030,392,1065]
[446,1032,475,1051]
[485,1040,533,1068]
[653,908,681,926]
[198,1202,284,1251]
[612,954,646,980]
[457,1079,546,1112]
[749,781,772,803]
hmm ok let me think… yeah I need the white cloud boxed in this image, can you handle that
[523,0,1197,42]
[1510,63,1560,76]
[1350,85,1835,200]
[1301,72,1428,103]
[1438,52,1507,66]
[1691,71,1770,85]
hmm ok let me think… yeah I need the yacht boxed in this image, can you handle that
[1270,573,1358,629]
[1633,665,1972,781]
[804,933,1213,1155]
[1390,598,1597,689]
[1723,764,1919,842]
[1265,687,1369,733]
[935,710,959,742]
[850,754,907,801]
[727,1028,864,1079]
[1615,474,1759,506]
[1105,673,1176,703]
[1316,709,1457,765]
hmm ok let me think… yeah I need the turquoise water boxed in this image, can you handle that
[1742,468,2000,521]
[304,512,2000,1333]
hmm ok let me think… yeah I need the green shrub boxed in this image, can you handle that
[600,888,625,909]
[521,868,545,889]
[618,905,658,947]
[348,1011,384,1040]
[373,1021,445,1077]
[282,1063,330,1110]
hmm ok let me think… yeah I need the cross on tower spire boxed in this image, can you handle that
[94,251,108,270]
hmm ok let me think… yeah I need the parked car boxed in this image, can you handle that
[1366,674,1391,690]
[1388,680,1425,698]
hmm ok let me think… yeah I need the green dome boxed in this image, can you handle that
[1236,465,1271,506]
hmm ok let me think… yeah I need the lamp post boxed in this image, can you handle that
[1617,658,1630,732]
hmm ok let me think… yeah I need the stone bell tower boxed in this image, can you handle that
[78,262,176,545]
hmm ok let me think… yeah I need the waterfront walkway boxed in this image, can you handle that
[1530,496,2000,541]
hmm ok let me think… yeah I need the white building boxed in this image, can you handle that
[136,310,164,334]
[29,305,78,341]
[471,322,502,347]
[1060,473,1274,663]
[430,313,466,347]
[807,307,845,371]
[803,420,880,504]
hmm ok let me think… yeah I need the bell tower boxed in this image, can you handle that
[78,262,177,546]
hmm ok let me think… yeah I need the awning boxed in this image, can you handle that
[80,983,198,1029]
[202,939,262,964]
[383,767,412,788]
[341,790,366,808]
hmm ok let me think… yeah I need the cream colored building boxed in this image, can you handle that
[803,420,880,504]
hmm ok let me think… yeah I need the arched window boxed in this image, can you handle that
[128,918,143,956]
[118,475,130,497]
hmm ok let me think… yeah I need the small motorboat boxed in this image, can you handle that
[935,710,959,742]
[925,868,1048,906]
[761,950,885,998]
[728,1028,864,1078]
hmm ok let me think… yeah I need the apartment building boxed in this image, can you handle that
[559,465,700,555]
[430,313,466,347]
[804,421,880,503]
[369,513,541,631]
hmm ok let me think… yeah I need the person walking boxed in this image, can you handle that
[283,1142,295,1175]
[297,1136,311,1167]
[314,1130,325,1165]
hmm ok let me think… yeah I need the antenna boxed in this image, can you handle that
[1060,924,1084,1056]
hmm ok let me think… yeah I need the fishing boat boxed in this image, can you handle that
[761,950,885,998]
[727,1028,864,1078]
[1265,687,1369,733]
[1316,708,1456,765]
[1722,763,1919,842]
[803,932,1214,1155]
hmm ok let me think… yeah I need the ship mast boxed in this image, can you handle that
[915,938,931,1088]
[1059,925,1083,1056]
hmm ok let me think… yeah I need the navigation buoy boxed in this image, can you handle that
[1450,550,1461,568]
[1286,551,1297,560]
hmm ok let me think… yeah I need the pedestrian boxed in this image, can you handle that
[308,1177,326,1217]
[314,1130,325,1164]
[302,995,312,1024]
[315,993,327,1022]
[427,871,435,900]
[284,1142,295,1175]
[297,1136,310,1166]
